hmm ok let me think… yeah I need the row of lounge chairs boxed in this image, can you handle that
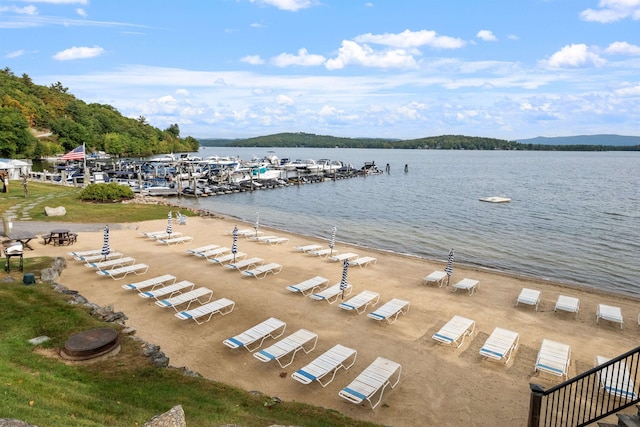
[286,276,410,324]
[431,313,637,399]
[120,273,237,325]
[422,271,480,295]
[222,316,401,409]
[184,243,284,279]
[294,246,378,268]
[515,288,624,328]
[140,229,194,246]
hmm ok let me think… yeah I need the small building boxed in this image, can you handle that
[0,159,32,180]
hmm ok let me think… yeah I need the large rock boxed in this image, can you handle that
[51,257,67,273]
[142,405,186,427]
[0,419,38,427]
[44,206,66,216]
[40,267,59,284]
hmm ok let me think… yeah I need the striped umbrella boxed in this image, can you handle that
[340,259,349,301]
[254,211,260,238]
[101,225,110,260]
[329,226,337,256]
[444,248,455,286]
[166,211,173,236]
[232,225,238,263]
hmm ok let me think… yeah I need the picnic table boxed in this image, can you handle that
[43,229,77,246]
[7,231,37,250]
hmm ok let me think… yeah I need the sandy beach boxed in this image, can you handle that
[36,214,639,426]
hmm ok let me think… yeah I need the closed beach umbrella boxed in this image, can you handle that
[254,211,259,237]
[166,211,173,236]
[232,225,238,263]
[101,225,110,260]
[329,226,337,256]
[445,248,455,286]
[340,259,349,301]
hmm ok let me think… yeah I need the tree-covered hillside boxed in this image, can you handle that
[199,132,639,151]
[0,67,198,159]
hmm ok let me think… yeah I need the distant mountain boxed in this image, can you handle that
[517,135,640,146]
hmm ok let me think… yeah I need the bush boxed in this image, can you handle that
[80,182,135,202]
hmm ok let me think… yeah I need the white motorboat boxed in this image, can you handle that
[479,196,511,203]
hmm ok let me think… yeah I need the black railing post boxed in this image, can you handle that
[528,383,545,427]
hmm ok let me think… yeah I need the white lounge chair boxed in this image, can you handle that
[348,256,377,268]
[432,315,476,348]
[251,235,278,242]
[195,247,231,259]
[68,249,102,258]
[157,235,194,245]
[292,344,357,387]
[96,263,149,280]
[175,298,235,324]
[294,244,323,253]
[423,271,447,287]
[142,231,183,240]
[338,356,402,409]
[155,287,213,311]
[309,283,352,304]
[597,304,624,329]
[75,252,123,262]
[534,339,571,379]
[595,355,638,400]
[138,280,195,300]
[242,263,282,279]
[121,274,177,292]
[186,244,220,256]
[236,229,261,239]
[263,237,289,245]
[516,288,541,310]
[253,329,318,368]
[85,256,135,269]
[225,257,264,271]
[451,278,480,296]
[207,252,247,265]
[479,327,520,364]
[223,317,287,352]
[367,298,410,324]
[286,276,329,296]
[338,291,380,314]
[308,248,337,258]
[329,253,359,262]
[554,295,580,317]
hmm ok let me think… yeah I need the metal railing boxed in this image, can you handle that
[528,346,640,427]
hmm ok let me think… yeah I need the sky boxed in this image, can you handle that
[1,0,640,140]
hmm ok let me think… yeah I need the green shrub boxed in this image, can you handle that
[80,182,135,202]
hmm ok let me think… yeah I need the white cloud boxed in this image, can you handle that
[354,29,465,49]
[52,45,105,60]
[175,89,190,96]
[476,30,497,42]
[580,0,640,23]
[5,50,25,58]
[0,5,38,14]
[249,0,316,12]
[543,44,606,68]
[615,83,640,96]
[76,8,87,17]
[325,40,418,70]
[276,94,294,105]
[604,41,640,55]
[271,48,325,67]
[240,55,265,65]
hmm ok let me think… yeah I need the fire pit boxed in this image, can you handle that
[60,327,120,361]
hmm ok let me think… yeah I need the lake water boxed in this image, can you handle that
[175,147,640,297]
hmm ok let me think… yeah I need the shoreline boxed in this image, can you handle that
[38,213,638,426]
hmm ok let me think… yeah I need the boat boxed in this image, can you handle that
[479,196,511,203]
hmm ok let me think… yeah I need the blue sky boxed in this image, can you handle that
[2,0,640,140]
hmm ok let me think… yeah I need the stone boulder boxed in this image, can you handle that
[142,405,186,427]
[44,206,66,217]
[40,267,59,284]
[51,257,67,273]
[0,419,38,427]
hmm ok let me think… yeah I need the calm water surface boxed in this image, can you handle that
[177,148,640,297]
